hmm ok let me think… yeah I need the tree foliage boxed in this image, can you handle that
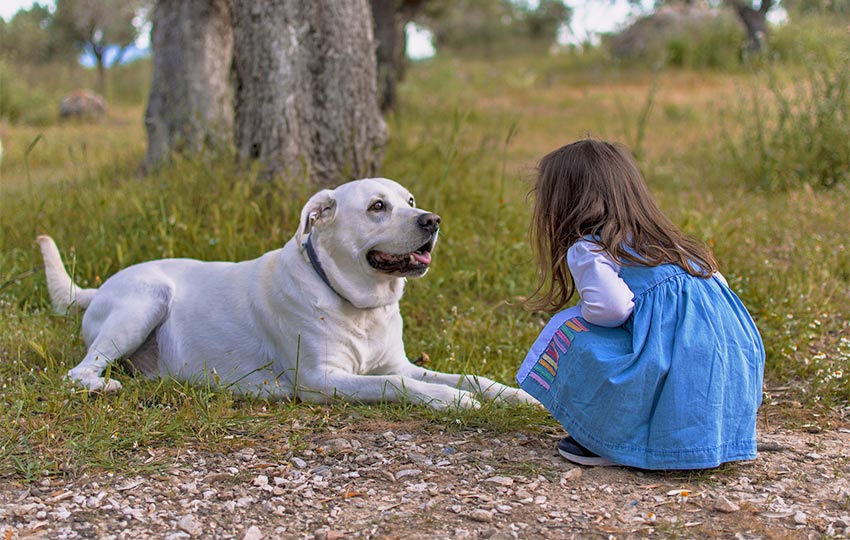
[53,0,148,92]
[420,0,571,54]
[624,0,776,53]
[783,0,850,14]
[0,4,75,64]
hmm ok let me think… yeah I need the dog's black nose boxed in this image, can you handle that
[417,212,441,233]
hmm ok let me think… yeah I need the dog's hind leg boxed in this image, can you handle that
[67,285,171,393]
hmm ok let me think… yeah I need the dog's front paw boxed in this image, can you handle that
[498,387,540,406]
[67,368,123,393]
[454,391,481,410]
[427,390,480,410]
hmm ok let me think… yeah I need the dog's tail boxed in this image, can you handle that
[36,235,97,314]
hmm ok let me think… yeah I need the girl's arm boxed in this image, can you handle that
[567,241,634,327]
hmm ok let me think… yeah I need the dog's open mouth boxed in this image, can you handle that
[367,239,434,276]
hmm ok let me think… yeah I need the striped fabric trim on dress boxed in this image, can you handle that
[528,317,589,389]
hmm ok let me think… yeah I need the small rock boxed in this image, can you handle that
[325,438,350,448]
[475,449,494,460]
[177,514,201,536]
[54,506,71,520]
[311,465,331,476]
[408,452,430,465]
[794,511,807,525]
[395,469,421,479]
[243,525,263,540]
[236,496,255,508]
[252,475,269,487]
[485,476,514,487]
[59,89,107,119]
[11,503,38,517]
[714,496,740,513]
[490,529,519,540]
[561,468,582,482]
[291,457,307,469]
[762,511,794,519]
[468,509,494,523]
[314,529,345,540]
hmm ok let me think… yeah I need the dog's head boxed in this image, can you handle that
[295,178,439,308]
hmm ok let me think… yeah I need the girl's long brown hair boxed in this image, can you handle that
[527,139,718,313]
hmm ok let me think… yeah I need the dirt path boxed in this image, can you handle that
[2,423,849,540]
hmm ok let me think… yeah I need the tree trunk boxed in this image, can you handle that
[728,0,773,53]
[230,0,388,185]
[95,54,106,96]
[370,0,426,112]
[143,0,233,172]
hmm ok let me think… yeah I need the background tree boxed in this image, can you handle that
[370,0,426,112]
[726,0,773,53]
[229,0,387,185]
[420,0,571,55]
[524,0,572,42]
[53,0,148,94]
[143,0,233,171]
[625,0,778,54]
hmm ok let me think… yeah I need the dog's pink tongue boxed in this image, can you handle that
[412,251,431,265]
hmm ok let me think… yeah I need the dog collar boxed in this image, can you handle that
[305,234,344,300]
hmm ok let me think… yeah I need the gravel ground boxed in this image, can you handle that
[2,421,849,540]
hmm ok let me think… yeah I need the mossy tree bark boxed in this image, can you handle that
[230,0,388,185]
[370,0,425,112]
[143,0,234,172]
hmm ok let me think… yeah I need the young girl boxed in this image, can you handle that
[517,139,765,469]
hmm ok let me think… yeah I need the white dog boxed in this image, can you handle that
[38,178,534,409]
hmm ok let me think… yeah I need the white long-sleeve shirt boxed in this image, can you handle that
[567,240,635,327]
[567,240,728,328]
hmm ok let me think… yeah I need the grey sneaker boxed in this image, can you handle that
[557,436,616,466]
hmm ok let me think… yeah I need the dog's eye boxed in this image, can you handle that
[408,197,415,207]
[369,200,385,212]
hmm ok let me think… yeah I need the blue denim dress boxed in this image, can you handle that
[517,262,765,470]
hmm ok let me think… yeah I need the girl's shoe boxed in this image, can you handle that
[557,436,616,466]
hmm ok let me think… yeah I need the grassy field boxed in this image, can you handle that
[1,47,848,481]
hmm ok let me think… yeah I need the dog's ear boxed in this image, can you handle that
[296,189,337,246]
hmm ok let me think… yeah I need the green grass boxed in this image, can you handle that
[1,45,849,482]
